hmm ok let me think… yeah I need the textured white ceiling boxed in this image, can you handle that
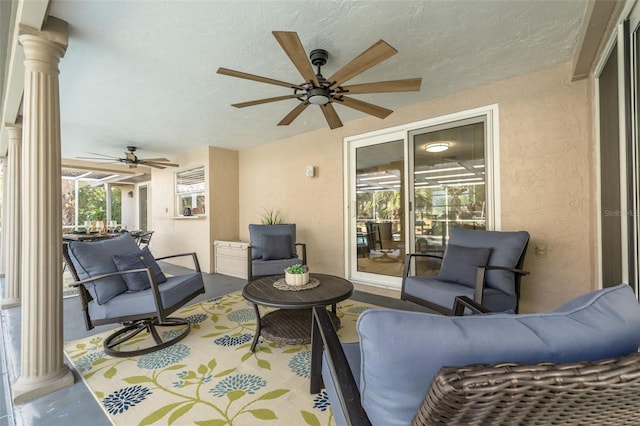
[45,0,588,161]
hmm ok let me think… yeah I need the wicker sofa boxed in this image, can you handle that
[310,284,640,425]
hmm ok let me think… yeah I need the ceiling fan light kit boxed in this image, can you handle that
[217,31,422,130]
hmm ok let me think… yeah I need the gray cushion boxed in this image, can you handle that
[249,224,297,260]
[68,233,140,304]
[437,244,492,287]
[112,246,167,292]
[88,272,204,321]
[252,258,302,277]
[261,234,292,260]
[448,227,529,295]
[354,284,640,426]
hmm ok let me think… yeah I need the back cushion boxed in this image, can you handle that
[448,227,529,295]
[68,233,141,304]
[249,224,297,260]
[437,244,492,288]
[356,284,640,426]
[112,246,167,292]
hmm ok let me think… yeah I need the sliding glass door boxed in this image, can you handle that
[346,107,496,289]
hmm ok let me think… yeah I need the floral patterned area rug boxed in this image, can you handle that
[63,291,379,425]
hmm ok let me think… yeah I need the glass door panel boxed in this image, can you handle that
[410,119,486,276]
[355,140,405,278]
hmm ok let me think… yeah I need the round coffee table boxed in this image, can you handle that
[242,273,354,352]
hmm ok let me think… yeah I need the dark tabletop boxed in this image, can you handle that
[242,273,354,309]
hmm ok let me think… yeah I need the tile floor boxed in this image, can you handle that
[0,266,425,425]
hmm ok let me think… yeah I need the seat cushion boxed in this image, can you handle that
[252,258,302,277]
[322,342,361,426]
[88,272,204,321]
[448,227,529,295]
[112,246,167,292]
[437,244,492,287]
[261,234,292,260]
[68,233,140,304]
[404,275,516,312]
[249,224,297,260]
[356,284,640,426]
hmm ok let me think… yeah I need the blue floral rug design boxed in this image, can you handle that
[64,291,378,425]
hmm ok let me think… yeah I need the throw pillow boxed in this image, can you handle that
[261,234,292,260]
[113,246,167,292]
[437,244,492,287]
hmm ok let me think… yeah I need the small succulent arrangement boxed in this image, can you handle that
[284,264,309,286]
[284,264,308,274]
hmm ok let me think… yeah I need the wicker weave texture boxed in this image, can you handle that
[414,351,640,425]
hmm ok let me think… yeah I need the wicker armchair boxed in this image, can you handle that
[311,285,640,426]
[416,351,640,425]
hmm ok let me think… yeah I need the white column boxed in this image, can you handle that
[12,18,74,404]
[1,124,22,309]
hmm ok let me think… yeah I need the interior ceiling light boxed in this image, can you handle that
[425,142,450,153]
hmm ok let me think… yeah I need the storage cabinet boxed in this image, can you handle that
[214,240,249,279]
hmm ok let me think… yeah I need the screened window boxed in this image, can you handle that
[176,166,205,215]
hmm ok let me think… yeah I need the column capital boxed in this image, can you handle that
[19,16,69,52]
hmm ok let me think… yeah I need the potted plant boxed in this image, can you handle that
[261,208,284,225]
[284,264,309,286]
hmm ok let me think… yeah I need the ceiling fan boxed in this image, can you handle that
[78,146,179,169]
[217,31,422,130]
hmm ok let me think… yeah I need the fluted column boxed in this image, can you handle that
[1,124,22,309]
[12,18,73,404]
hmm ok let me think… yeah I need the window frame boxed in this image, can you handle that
[175,166,206,217]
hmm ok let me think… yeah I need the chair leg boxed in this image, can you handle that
[103,317,191,357]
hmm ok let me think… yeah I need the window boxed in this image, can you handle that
[176,166,205,215]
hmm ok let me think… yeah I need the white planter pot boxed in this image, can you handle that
[285,271,309,286]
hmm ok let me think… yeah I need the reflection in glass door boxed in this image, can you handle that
[410,119,486,276]
[355,140,405,278]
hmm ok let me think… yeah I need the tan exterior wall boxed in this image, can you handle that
[150,146,239,273]
[239,62,594,313]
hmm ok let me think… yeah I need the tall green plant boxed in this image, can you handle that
[260,208,284,225]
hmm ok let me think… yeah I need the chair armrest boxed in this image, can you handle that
[473,265,530,305]
[311,306,371,426]
[402,253,444,278]
[484,265,529,276]
[155,252,201,273]
[69,268,154,287]
[295,242,307,265]
[453,296,490,316]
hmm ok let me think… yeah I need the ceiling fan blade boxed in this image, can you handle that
[76,156,118,161]
[142,160,179,168]
[138,157,170,162]
[272,31,319,87]
[341,78,422,94]
[85,152,119,159]
[139,162,166,169]
[335,96,393,119]
[320,104,343,129]
[232,94,305,108]
[278,100,310,126]
[328,40,397,88]
[217,67,304,90]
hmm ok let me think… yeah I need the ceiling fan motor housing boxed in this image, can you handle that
[310,49,328,67]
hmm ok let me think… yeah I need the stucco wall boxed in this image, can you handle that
[239,62,594,313]
[150,146,239,273]
[150,146,212,271]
